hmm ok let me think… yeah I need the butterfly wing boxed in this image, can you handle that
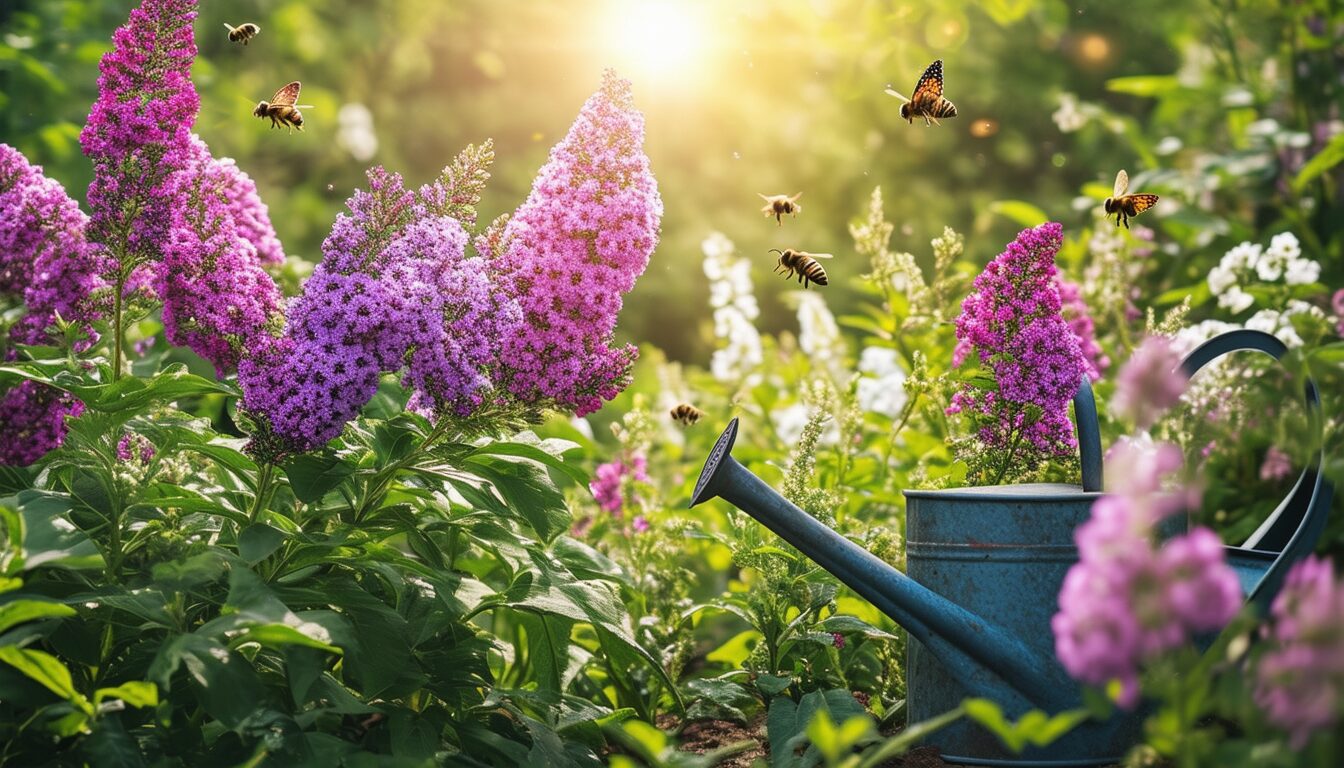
[910,60,945,108]
[1127,194,1159,215]
[270,81,301,107]
[1113,169,1129,198]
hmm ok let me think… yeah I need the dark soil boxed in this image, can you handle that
[659,714,956,767]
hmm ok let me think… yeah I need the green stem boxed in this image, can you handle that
[990,420,1027,486]
[352,419,453,522]
[248,462,276,524]
[111,271,125,381]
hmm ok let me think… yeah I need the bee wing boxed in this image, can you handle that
[803,252,834,259]
[758,193,773,202]
[1128,194,1159,214]
[223,22,237,32]
[884,88,911,103]
[1113,169,1129,198]
[270,81,302,107]
[791,192,803,201]
[911,59,945,104]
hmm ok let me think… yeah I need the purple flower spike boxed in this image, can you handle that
[81,0,200,283]
[0,144,104,347]
[949,222,1087,475]
[0,381,84,466]
[161,136,283,373]
[493,70,662,416]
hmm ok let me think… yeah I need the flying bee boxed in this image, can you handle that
[252,81,312,133]
[669,403,704,427]
[223,22,261,45]
[758,192,802,225]
[885,59,958,126]
[1103,169,1159,228]
[770,248,833,289]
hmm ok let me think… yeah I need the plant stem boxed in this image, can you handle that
[111,271,125,381]
[990,420,1027,486]
[248,462,276,524]
[352,419,453,522]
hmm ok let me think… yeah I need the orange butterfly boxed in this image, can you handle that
[1103,170,1159,228]
[886,59,958,126]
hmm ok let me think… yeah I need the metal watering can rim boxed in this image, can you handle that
[688,328,1332,711]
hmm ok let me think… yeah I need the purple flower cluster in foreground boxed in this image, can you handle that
[948,222,1087,467]
[1255,555,1344,747]
[589,453,649,515]
[1053,436,1242,708]
[493,70,662,416]
[0,382,84,466]
[161,136,283,372]
[81,0,198,277]
[1056,276,1108,381]
[241,72,657,455]
[0,144,103,347]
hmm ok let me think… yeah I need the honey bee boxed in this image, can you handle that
[885,59,958,126]
[1103,169,1159,228]
[758,192,802,225]
[252,81,311,133]
[770,248,833,289]
[223,22,261,45]
[669,403,704,426]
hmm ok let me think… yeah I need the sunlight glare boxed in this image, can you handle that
[603,0,709,81]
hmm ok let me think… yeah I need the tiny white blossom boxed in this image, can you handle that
[795,292,845,377]
[1052,93,1090,133]
[1218,286,1254,313]
[1283,257,1320,286]
[1207,264,1237,295]
[1223,241,1262,271]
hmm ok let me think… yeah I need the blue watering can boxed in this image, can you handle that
[690,329,1332,766]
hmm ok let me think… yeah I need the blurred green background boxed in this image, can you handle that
[1,0,1339,364]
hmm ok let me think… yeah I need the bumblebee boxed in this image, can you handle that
[669,403,704,426]
[885,59,958,126]
[758,192,802,225]
[253,81,310,133]
[224,22,260,45]
[770,248,833,289]
[1103,169,1159,228]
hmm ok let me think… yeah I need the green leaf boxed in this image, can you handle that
[238,524,286,564]
[232,622,343,655]
[282,453,355,503]
[470,439,587,486]
[987,200,1048,228]
[1293,132,1344,192]
[818,614,898,640]
[149,633,266,729]
[962,698,1090,753]
[856,705,964,768]
[82,714,147,768]
[0,645,91,711]
[0,598,76,635]
[464,454,570,542]
[14,492,102,571]
[1155,282,1209,307]
[94,681,158,709]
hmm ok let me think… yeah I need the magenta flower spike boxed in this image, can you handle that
[493,70,663,416]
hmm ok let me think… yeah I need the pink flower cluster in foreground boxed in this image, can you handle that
[1053,438,1241,707]
[1254,555,1344,747]
[1056,276,1108,381]
[1110,335,1187,431]
[948,222,1088,467]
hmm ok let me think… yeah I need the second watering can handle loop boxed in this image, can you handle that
[1073,377,1104,492]
[1179,329,1333,609]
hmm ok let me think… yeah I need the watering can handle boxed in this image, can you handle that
[1074,377,1104,492]
[1178,329,1333,608]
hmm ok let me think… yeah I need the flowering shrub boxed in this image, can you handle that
[948,222,1088,484]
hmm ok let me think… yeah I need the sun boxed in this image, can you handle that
[602,0,709,81]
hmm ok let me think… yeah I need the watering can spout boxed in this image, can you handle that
[690,417,1078,712]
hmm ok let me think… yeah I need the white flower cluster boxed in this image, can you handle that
[1245,301,1325,348]
[702,232,764,382]
[794,291,846,379]
[1206,232,1320,313]
[856,346,907,418]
